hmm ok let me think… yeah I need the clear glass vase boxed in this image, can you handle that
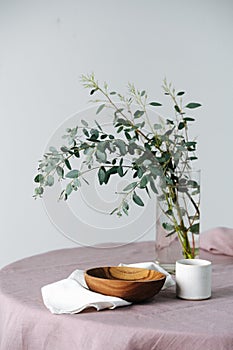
[155,170,200,272]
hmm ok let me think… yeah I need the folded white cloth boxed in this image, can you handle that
[41,262,175,314]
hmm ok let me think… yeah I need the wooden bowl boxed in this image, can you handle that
[84,266,166,302]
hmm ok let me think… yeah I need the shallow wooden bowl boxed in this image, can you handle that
[84,266,166,302]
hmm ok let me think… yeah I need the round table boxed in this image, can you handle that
[0,242,233,350]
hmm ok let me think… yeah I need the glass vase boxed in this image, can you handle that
[155,170,200,272]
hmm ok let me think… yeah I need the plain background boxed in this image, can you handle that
[0,0,233,267]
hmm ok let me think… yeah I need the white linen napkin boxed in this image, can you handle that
[41,262,175,314]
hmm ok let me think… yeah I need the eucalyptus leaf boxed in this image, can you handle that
[154,123,162,130]
[49,146,58,153]
[149,102,162,107]
[134,110,144,119]
[96,149,107,163]
[82,128,89,137]
[66,170,80,178]
[139,176,148,188]
[162,222,174,231]
[96,104,105,114]
[183,117,195,122]
[117,166,124,177]
[81,119,88,127]
[66,183,73,195]
[189,223,200,233]
[149,178,158,194]
[114,139,127,156]
[98,167,106,185]
[185,103,202,109]
[123,182,137,192]
[178,122,185,130]
[174,105,181,113]
[132,191,144,206]
[56,166,64,178]
[94,120,103,131]
[141,90,146,96]
[34,174,44,184]
[65,159,72,170]
[35,186,44,195]
[46,175,54,187]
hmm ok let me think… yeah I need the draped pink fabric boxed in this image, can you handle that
[0,228,233,350]
[200,227,233,256]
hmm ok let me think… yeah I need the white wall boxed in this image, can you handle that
[0,0,233,267]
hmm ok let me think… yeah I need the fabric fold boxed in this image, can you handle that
[200,227,233,256]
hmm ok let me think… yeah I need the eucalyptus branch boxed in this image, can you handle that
[34,73,201,259]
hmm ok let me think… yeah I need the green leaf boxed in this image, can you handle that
[98,167,106,185]
[96,149,107,162]
[183,117,195,122]
[178,121,185,130]
[73,148,80,158]
[154,123,162,130]
[61,146,70,153]
[137,167,143,178]
[90,128,99,140]
[149,102,162,107]
[49,146,58,153]
[123,182,137,192]
[174,105,181,113]
[185,103,202,109]
[56,166,64,178]
[90,89,97,95]
[47,175,54,186]
[139,176,148,188]
[96,104,105,114]
[185,141,196,147]
[189,223,200,233]
[83,128,89,137]
[177,91,185,96]
[73,178,81,187]
[166,209,173,216]
[35,186,44,195]
[117,166,124,177]
[165,230,176,237]
[110,91,116,95]
[125,131,131,140]
[150,166,162,177]
[66,170,80,178]
[141,90,146,96]
[187,180,199,188]
[110,207,118,215]
[132,191,144,206]
[162,222,174,231]
[81,119,88,127]
[34,174,44,183]
[66,183,73,195]
[114,139,127,156]
[149,179,158,194]
[134,110,144,119]
[188,156,198,161]
[117,126,123,133]
[65,159,72,170]
[94,120,103,131]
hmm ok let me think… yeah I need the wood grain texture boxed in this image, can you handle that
[84,266,166,302]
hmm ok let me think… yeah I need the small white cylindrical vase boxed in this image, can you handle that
[176,259,212,300]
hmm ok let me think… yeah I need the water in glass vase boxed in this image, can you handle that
[155,170,200,273]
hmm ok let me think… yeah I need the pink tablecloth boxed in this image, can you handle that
[0,242,233,350]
